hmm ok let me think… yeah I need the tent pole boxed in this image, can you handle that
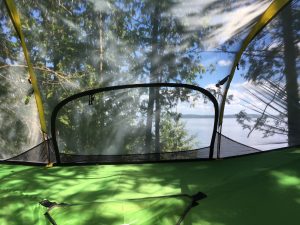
[4,0,48,135]
[218,0,292,152]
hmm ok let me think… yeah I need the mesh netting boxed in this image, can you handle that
[0,133,264,164]
[57,133,261,163]
[0,1,42,160]
[52,85,218,164]
[59,147,210,164]
[58,133,261,163]
[0,0,298,165]
[4,139,56,164]
[5,0,272,133]
[222,0,300,150]
[215,133,261,158]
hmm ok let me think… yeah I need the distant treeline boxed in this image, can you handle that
[181,114,260,119]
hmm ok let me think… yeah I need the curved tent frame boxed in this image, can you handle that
[51,83,219,164]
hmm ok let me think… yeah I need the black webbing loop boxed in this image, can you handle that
[44,212,58,225]
[216,75,230,87]
[176,192,207,225]
[89,94,95,105]
[40,200,69,225]
[40,192,207,225]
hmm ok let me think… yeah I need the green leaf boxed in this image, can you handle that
[59,115,70,126]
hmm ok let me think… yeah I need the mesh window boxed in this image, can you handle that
[52,85,217,163]
[0,1,42,160]
[5,139,56,164]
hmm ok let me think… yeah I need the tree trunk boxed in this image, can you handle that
[99,12,104,85]
[145,3,160,153]
[145,88,155,153]
[154,87,161,153]
[281,4,300,146]
[98,12,106,137]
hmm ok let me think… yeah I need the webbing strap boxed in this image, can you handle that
[176,192,207,225]
[40,192,207,225]
[4,0,47,133]
[218,0,292,126]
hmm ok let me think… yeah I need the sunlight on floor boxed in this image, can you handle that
[271,171,300,188]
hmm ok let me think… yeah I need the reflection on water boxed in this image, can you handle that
[183,118,288,150]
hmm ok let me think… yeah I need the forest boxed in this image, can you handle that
[0,0,299,159]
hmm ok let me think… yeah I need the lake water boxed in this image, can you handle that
[182,118,288,150]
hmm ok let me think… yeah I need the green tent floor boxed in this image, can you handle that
[1,148,300,225]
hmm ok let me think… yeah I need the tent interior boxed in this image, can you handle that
[0,0,299,224]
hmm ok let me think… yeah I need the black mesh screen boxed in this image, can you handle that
[57,133,262,164]
[215,133,261,158]
[4,139,56,164]
[59,147,211,164]
[0,133,263,164]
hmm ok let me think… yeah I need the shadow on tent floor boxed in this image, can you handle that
[1,147,300,225]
